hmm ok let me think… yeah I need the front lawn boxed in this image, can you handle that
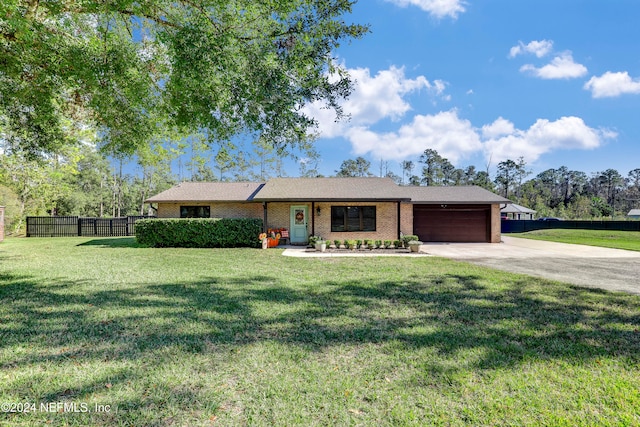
[1,238,639,426]
[511,228,640,251]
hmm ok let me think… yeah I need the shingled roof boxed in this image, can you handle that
[501,203,536,214]
[253,177,410,202]
[145,182,264,203]
[145,179,510,204]
[401,185,510,204]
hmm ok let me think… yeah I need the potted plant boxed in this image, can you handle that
[309,235,321,249]
[402,235,419,248]
[407,239,423,252]
[334,239,342,249]
[383,240,392,249]
[318,239,327,252]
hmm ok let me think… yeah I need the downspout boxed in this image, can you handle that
[397,201,402,239]
[263,202,268,232]
[311,201,315,237]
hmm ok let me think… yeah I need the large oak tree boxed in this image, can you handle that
[0,0,367,155]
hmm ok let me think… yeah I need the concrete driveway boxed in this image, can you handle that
[421,236,640,295]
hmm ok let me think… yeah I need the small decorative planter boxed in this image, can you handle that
[267,238,280,248]
[314,241,327,252]
[408,241,423,252]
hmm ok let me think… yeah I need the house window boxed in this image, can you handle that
[331,206,376,232]
[180,206,210,218]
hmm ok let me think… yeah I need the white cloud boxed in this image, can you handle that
[481,117,515,139]
[346,113,614,166]
[584,71,640,98]
[305,66,447,138]
[483,116,616,164]
[305,64,611,170]
[519,52,588,79]
[347,110,482,162]
[384,0,466,19]
[509,40,554,58]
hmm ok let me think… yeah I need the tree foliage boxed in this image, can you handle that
[335,156,372,177]
[0,0,368,156]
[419,149,462,186]
[392,148,638,219]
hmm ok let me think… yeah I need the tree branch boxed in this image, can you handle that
[117,9,183,30]
[179,0,222,32]
[24,0,40,20]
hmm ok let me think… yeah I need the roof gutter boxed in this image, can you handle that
[253,198,412,203]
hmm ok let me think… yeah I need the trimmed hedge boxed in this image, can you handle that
[135,218,263,248]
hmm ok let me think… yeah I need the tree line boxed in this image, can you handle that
[332,151,640,221]
[3,143,638,235]
[0,136,305,234]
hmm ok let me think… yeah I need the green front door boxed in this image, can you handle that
[290,206,308,245]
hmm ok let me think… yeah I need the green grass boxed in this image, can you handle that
[1,237,639,426]
[511,229,640,251]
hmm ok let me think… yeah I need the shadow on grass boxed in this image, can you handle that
[2,270,638,361]
[76,237,141,248]
[1,268,639,409]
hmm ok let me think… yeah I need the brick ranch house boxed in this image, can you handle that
[145,177,510,244]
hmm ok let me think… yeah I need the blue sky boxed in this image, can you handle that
[301,0,640,179]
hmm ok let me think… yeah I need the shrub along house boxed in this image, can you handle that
[145,177,510,244]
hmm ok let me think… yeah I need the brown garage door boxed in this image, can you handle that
[413,205,490,242]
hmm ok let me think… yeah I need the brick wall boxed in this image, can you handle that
[400,202,413,236]
[313,201,402,242]
[156,201,411,242]
[490,203,501,243]
[264,201,407,242]
[156,202,263,219]
[153,201,502,243]
[264,202,296,231]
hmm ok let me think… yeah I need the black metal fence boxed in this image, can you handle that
[502,219,640,234]
[26,216,155,237]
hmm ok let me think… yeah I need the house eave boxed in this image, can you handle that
[254,198,411,203]
[144,199,261,204]
[410,200,509,205]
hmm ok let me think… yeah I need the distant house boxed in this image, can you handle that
[146,178,511,243]
[627,209,640,220]
[501,203,536,220]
